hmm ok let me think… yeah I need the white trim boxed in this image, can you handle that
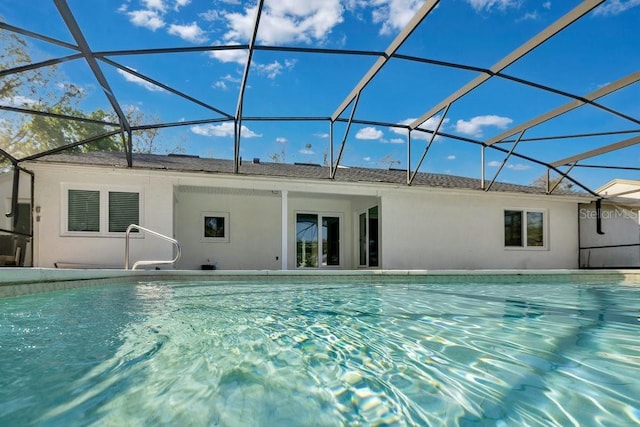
[201,211,230,243]
[281,190,288,270]
[60,183,144,237]
[295,211,343,269]
[504,208,549,251]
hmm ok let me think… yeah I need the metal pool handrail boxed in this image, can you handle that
[124,224,182,270]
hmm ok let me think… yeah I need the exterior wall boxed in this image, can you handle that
[23,161,585,270]
[174,187,282,270]
[579,202,640,268]
[28,165,175,268]
[597,180,640,198]
[380,187,580,269]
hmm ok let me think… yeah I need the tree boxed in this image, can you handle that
[1,29,175,159]
[531,173,574,192]
[379,153,400,169]
[1,30,120,158]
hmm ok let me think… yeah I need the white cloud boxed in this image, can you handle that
[487,161,529,171]
[127,10,165,30]
[356,126,383,140]
[389,137,405,144]
[299,148,315,155]
[466,0,518,12]
[447,155,456,160]
[173,0,190,11]
[213,81,227,90]
[371,0,425,35]
[168,22,207,43]
[390,115,449,141]
[454,115,513,137]
[222,74,241,83]
[117,68,165,92]
[254,59,297,79]
[517,11,538,22]
[593,0,640,16]
[315,133,330,139]
[219,1,343,46]
[200,9,223,21]
[363,156,372,162]
[208,43,248,64]
[507,163,531,171]
[0,95,39,107]
[143,0,166,13]
[276,137,288,143]
[543,1,552,10]
[191,122,262,138]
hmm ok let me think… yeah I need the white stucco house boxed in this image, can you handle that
[578,179,640,268]
[1,151,610,270]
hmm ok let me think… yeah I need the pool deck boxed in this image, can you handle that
[1,268,639,298]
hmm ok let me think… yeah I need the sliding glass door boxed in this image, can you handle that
[296,213,340,268]
[359,205,379,268]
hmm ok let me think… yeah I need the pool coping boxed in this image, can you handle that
[1,268,639,298]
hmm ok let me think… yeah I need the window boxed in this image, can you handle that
[63,186,141,236]
[296,213,340,268]
[109,191,139,232]
[68,190,100,232]
[504,209,545,248]
[201,212,229,242]
[359,205,379,267]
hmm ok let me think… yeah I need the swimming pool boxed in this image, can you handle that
[1,276,639,426]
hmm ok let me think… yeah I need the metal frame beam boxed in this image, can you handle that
[0,22,79,51]
[409,0,604,131]
[487,70,640,145]
[551,134,640,167]
[548,163,577,194]
[99,58,233,119]
[233,0,264,173]
[331,93,361,179]
[0,54,84,78]
[53,0,133,165]
[0,105,118,127]
[18,129,122,161]
[331,0,440,122]
[485,131,525,191]
[408,104,451,185]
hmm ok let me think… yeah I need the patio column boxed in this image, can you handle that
[281,190,288,270]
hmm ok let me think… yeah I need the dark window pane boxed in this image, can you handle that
[204,216,225,238]
[322,216,340,266]
[359,212,367,266]
[109,192,139,233]
[368,206,379,267]
[68,190,100,232]
[296,214,318,268]
[15,203,31,235]
[504,210,522,247]
[527,211,544,246]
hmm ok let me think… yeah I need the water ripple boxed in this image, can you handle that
[1,280,639,426]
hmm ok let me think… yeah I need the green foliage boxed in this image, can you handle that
[1,29,169,161]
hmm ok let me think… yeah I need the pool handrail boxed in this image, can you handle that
[125,224,182,270]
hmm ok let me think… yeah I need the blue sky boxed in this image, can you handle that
[1,0,639,191]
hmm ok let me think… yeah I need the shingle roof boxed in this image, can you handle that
[36,151,588,197]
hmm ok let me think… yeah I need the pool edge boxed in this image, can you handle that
[1,268,639,298]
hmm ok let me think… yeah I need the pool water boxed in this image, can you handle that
[1,278,639,426]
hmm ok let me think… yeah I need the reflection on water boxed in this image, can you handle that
[1,280,639,426]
